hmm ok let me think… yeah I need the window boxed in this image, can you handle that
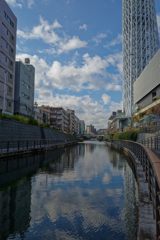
[152,92,156,100]
[7,29,8,35]
[10,61,13,66]
[11,35,14,41]
[22,80,30,89]
[11,48,13,53]
[22,92,30,100]
[6,43,8,48]
[10,74,12,79]
[5,56,7,62]
[4,12,14,28]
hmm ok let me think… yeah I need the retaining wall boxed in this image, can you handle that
[0,118,71,141]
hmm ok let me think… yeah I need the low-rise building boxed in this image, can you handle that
[37,105,50,124]
[50,107,69,131]
[34,108,43,124]
[108,110,132,132]
[14,58,35,118]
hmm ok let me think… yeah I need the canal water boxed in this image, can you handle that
[0,141,138,240]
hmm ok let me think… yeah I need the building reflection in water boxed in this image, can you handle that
[0,143,138,240]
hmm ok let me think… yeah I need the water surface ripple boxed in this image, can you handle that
[0,141,138,240]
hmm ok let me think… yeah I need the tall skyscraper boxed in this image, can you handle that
[123,0,159,116]
[0,0,17,114]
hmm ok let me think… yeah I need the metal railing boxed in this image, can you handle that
[138,135,160,150]
[0,139,79,155]
[139,125,160,134]
[109,139,160,239]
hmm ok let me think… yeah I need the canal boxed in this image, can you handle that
[0,141,138,240]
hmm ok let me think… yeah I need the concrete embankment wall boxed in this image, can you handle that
[106,141,156,240]
[0,118,71,141]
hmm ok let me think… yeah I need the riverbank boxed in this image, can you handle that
[106,141,156,240]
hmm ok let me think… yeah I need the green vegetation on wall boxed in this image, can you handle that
[112,131,138,141]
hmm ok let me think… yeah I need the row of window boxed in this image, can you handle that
[21,92,30,100]
[22,80,30,89]
[4,12,14,28]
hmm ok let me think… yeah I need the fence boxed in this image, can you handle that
[139,125,160,134]
[138,135,160,150]
[109,139,160,239]
[0,139,79,155]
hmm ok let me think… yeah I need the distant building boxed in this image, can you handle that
[0,0,17,114]
[50,107,69,131]
[86,125,92,134]
[14,58,35,118]
[80,120,85,134]
[74,115,80,135]
[34,107,43,124]
[37,105,50,124]
[67,109,75,134]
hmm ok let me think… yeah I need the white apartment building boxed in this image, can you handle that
[0,0,17,114]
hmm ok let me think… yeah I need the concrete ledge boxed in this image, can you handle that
[106,141,156,240]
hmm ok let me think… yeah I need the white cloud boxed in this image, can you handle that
[58,36,87,54]
[16,52,122,92]
[92,33,107,45]
[104,34,122,48]
[6,0,22,8]
[16,52,123,128]
[105,83,122,91]
[79,24,87,31]
[18,16,87,54]
[101,94,111,105]
[27,0,35,8]
[17,16,62,44]
[109,101,123,112]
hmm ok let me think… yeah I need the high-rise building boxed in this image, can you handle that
[123,0,159,116]
[14,58,35,118]
[0,0,17,114]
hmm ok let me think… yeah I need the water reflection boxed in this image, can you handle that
[0,141,138,240]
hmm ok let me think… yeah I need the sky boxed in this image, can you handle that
[6,0,160,130]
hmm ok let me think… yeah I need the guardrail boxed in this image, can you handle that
[108,139,160,239]
[0,139,79,156]
[138,135,160,150]
[139,125,160,134]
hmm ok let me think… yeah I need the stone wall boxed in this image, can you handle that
[0,118,71,141]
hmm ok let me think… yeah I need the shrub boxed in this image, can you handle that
[113,131,137,141]
[28,118,39,126]
[97,136,103,141]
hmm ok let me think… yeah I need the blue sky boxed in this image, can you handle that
[6,0,160,129]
